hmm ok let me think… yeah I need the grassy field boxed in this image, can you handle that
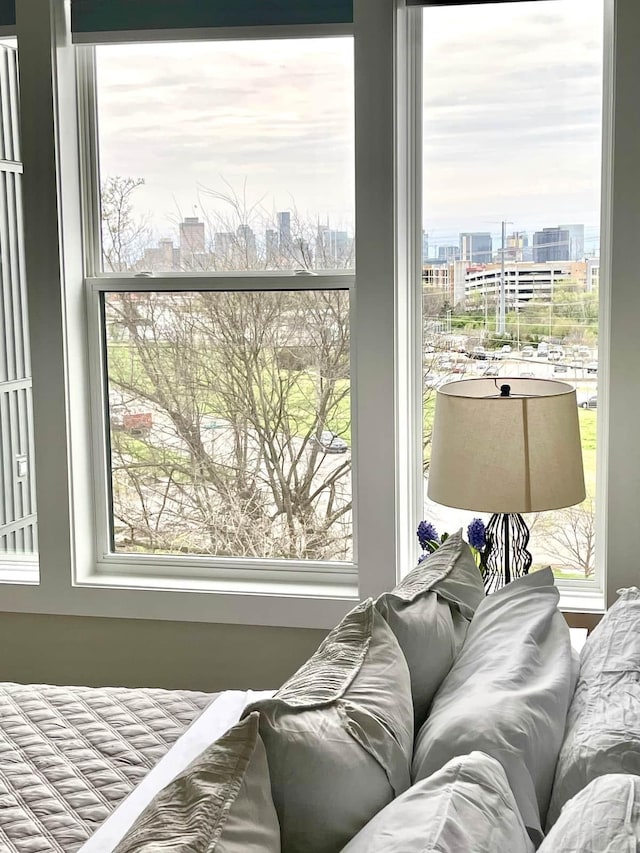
[108,341,597,489]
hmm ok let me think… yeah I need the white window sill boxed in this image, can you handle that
[0,564,359,630]
[0,560,604,629]
[557,585,605,614]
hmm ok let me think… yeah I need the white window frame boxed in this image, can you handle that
[408,0,615,613]
[7,0,635,629]
[77,34,359,587]
[8,0,400,629]
[84,274,357,590]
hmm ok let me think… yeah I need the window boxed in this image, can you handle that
[10,0,640,628]
[93,39,355,274]
[419,0,604,588]
[83,37,355,573]
[101,288,351,562]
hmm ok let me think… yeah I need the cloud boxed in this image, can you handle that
[95,1,603,239]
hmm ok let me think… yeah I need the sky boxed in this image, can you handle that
[95,0,604,252]
[96,38,355,239]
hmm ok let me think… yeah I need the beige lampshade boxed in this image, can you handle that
[428,377,586,513]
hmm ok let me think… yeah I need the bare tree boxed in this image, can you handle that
[101,176,151,271]
[536,501,596,577]
[101,179,352,560]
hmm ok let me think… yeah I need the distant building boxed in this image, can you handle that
[533,226,570,262]
[506,232,528,262]
[236,224,257,267]
[459,232,493,264]
[139,237,179,271]
[179,217,205,254]
[214,231,236,267]
[278,211,291,248]
[266,229,279,264]
[422,231,430,264]
[463,260,598,306]
[316,225,353,267]
[438,245,461,262]
[422,263,451,293]
[560,223,585,260]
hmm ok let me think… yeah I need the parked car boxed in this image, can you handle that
[471,346,488,360]
[553,363,569,374]
[521,346,534,358]
[580,395,597,410]
[311,430,349,453]
[586,361,598,374]
[483,364,500,377]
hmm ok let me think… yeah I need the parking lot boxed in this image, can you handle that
[425,349,597,405]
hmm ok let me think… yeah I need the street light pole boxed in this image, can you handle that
[498,220,506,334]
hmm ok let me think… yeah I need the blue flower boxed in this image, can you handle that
[417,520,440,550]
[467,517,486,551]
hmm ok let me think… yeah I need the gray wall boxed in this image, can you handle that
[1,612,327,692]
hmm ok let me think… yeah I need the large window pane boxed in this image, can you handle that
[103,289,352,561]
[95,38,355,273]
[421,0,603,579]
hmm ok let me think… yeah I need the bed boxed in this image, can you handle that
[0,534,637,852]
[0,683,215,853]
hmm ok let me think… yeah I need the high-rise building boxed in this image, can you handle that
[236,224,257,266]
[316,225,353,267]
[214,231,235,266]
[506,232,528,262]
[459,232,493,264]
[422,231,430,264]
[438,245,460,262]
[266,229,279,264]
[179,217,205,254]
[139,237,178,271]
[559,224,585,260]
[278,211,291,248]
[533,226,570,262]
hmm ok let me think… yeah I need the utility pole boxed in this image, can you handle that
[498,220,506,334]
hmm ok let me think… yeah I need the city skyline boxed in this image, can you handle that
[95,0,603,244]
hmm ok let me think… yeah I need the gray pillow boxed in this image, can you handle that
[114,711,280,852]
[412,568,574,848]
[540,774,640,852]
[376,529,484,729]
[244,598,413,853]
[342,751,534,853]
[546,586,640,829]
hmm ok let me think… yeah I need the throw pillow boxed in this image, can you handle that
[540,774,640,852]
[113,711,280,852]
[376,528,484,729]
[342,751,534,853]
[244,598,413,853]
[546,586,640,829]
[411,567,574,848]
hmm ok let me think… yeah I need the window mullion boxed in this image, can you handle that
[396,5,424,579]
[352,0,398,599]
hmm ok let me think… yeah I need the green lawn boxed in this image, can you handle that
[108,341,597,488]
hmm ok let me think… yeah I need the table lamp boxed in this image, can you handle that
[427,377,586,592]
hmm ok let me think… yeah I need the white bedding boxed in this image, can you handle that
[79,690,274,852]
[0,683,215,853]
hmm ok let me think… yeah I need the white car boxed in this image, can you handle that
[311,430,349,454]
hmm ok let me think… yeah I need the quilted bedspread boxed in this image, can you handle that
[0,682,216,853]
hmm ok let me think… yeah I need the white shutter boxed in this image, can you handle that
[0,44,37,558]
